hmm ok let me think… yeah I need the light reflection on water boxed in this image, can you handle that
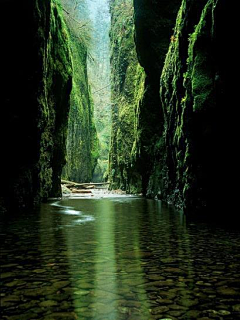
[1,196,240,320]
[60,209,81,216]
[51,201,95,225]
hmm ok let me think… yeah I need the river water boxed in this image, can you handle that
[1,194,240,320]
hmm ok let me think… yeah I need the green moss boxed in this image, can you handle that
[187,3,215,112]
[159,0,226,213]
[36,0,72,198]
[108,0,181,195]
[62,26,99,183]
[108,0,145,192]
[1,0,73,210]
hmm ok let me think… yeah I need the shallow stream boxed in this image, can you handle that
[1,194,240,319]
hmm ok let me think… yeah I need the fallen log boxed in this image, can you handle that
[61,180,109,189]
[71,189,92,194]
[84,185,95,189]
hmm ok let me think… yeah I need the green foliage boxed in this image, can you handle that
[60,0,93,52]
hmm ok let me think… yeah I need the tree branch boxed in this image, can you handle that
[61,5,89,28]
[92,84,111,94]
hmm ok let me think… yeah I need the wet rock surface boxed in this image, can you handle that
[1,197,240,319]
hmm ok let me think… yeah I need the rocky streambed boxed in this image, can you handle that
[61,180,129,199]
[1,197,240,320]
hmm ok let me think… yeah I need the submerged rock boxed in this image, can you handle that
[43,312,78,320]
[61,184,71,195]
[39,300,58,307]
[217,287,239,296]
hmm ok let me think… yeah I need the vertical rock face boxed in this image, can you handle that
[133,0,182,194]
[109,0,181,194]
[1,0,72,212]
[148,0,209,204]
[158,0,234,215]
[62,36,99,183]
[110,0,236,216]
[108,0,145,193]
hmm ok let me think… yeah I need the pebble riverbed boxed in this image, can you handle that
[1,196,240,320]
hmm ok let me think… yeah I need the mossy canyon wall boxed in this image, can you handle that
[1,0,236,217]
[1,0,72,212]
[108,0,145,193]
[109,0,236,216]
[0,0,97,212]
[109,0,181,194]
[62,16,99,183]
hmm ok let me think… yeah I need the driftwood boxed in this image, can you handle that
[61,179,109,190]
[65,184,94,190]
[71,189,92,194]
